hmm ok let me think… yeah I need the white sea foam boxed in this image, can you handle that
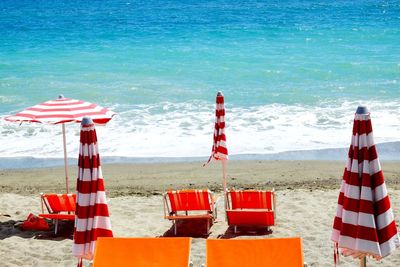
[1,100,400,163]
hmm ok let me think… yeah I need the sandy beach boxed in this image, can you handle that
[0,160,399,266]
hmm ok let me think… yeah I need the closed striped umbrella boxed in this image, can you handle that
[205,91,228,198]
[4,95,116,193]
[73,117,113,266]
[331,106,399,265]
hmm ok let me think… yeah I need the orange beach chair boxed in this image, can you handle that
[226,190,275,233]
[92,237,192,267]
[163,189,219,235]
[38,193,76,234]
[206,237,304,267]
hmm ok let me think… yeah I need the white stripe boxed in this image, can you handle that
[331,228,340,242]
[368,158,381,175]
[338,235,381,256]
[72,240,96,259]
[335,204,343,218]
[80,143,99,158]
[216,103,225,110]
[22,105,104,115]
[217,140,227,148]
[344,184,361,200]
[341,210,376,228]
[77,191,107,207]
[354,113,370,121]
[80,125,96,132]
[78,168,103,181]
[376,208,395,230]
[380,234,400,257]
[360,186,373,201]
[373,183,388,202]
[353,133,375,149]
[350,159,361,175]
[75,216,112,232]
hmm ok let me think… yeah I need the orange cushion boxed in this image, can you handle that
[93,237,191,267]
[206,238,303,267]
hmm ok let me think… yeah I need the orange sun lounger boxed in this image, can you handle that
[92,237,192,267]
[206,237,304,267]
[38,193,76,234]
[163,189,219,235]
[226,190,275,233]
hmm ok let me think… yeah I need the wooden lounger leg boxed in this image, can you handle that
[55,220,59,235]
[174,221,177,236]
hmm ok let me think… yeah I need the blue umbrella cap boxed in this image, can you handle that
[81,117,93,126]
[356,106,369,115]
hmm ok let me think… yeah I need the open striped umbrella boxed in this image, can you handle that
[4,95,116,193]
[73,117,113,267]
[205,91,228,194]
[331,106,399,266]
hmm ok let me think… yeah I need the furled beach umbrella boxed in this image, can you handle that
[205,91,228,194]
[331,106,399,266]
[73,117,113,267]
[4,95,116,193]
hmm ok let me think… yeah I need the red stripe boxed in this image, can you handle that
[333,216,343,230]
[77,179,105,194]
[342,196,374,214]
[79,129,98,145]
[352,119,373,136]
[378,221,398,244]
[343,171,362,187]
[216,95,224,104]
[73,228,113,244]
[348,146,378,162]
[343,170,384,190]
[78,155,100,169]
[75,203,111,219]
[216,146,228,155]
[339,222,379,242]
[375,196,391,216]
[370,171,384,189]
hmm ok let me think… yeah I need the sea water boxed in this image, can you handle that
[0,0,399,167]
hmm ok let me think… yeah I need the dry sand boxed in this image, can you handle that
[1,160,400,266]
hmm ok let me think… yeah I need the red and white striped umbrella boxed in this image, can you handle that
[73,117,113,266]
[4,95,116,193]
[331,106,399,264]
[205,91,228,194]
[5,95,115,124]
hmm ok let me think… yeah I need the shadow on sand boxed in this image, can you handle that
[217,226,273,239]
[0,219,74,241]
[161,218,214,238]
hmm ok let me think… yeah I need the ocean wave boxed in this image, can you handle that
[1,100,400,160]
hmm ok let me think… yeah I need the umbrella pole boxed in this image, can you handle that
[222,159,227,209]
[360,257,366,267]
[62,124,69,193]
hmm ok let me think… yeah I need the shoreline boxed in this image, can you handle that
[1,141,399,170]
[1,160,400,197]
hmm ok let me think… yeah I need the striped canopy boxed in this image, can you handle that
[5,96,115,124]
[208,91,228,162]
[331,110,399,260]
[73,118,113,262]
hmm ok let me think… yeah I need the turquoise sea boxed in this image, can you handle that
[0,0,399,166]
